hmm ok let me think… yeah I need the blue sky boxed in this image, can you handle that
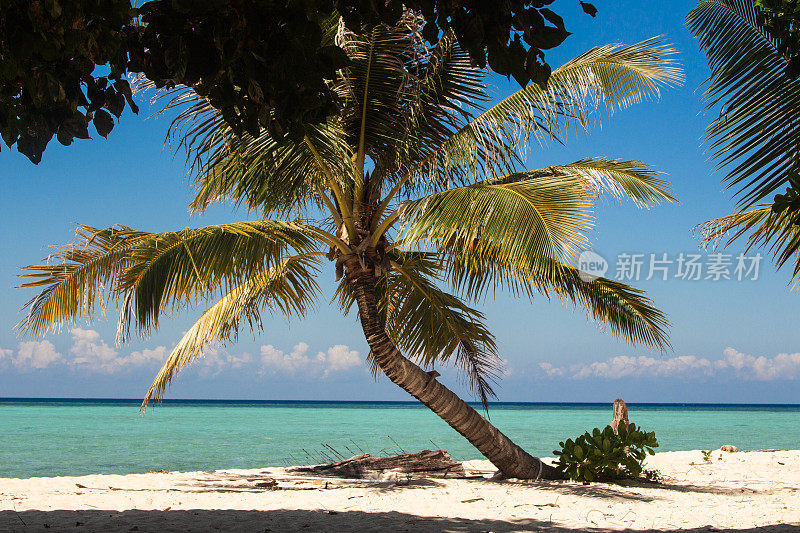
[1,0,799,403]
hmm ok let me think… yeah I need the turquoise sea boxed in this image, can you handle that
[1,399,798,479]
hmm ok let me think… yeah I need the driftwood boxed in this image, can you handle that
[611,398,629,434]
[290,449,465,479]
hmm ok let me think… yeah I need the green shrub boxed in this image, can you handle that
[643,468,662,483]
[553,423,658,482]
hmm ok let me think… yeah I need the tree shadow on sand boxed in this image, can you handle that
[489,478,797,500]
[156,472,793,502]
[1,509,798,532]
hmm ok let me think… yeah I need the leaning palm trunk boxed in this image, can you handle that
[18,17,680,480]
[346,260,560,478]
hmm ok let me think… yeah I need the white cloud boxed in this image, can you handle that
[70,328,118,369]
[719,347,800,380]
[570,355,715,379]
[539,362,564,377]
[2,332,360,379]
[68,329,253,375]
[14,341,62,369]
[127,346,169,367]
[0,341,64,370]
[318,345,360,376]
[260,342,313,374]
[0,328,167,374]
[197,346,253,376]
[539,348,800,381]
[260,342,361,377]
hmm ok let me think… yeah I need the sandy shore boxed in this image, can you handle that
[1,450,798,532]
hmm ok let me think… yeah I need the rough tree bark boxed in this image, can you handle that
[611,398,629,434]
[345,260,562,479]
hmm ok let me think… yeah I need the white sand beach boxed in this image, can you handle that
[1,449,798,532]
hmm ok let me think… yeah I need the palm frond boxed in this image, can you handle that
[484,159,677,208]
[404,38,683,192]
[17,225,148,337]
[141,254,322,408]
[377,31,488,187]
[191,123,354,217]
[135,80,353,218]
[131,77,224,176]
[445,249,671,350]
[18,220,324,340]
[556,269,671,350]
[499,37,682,142]
[687,0,800,207]
[336,15,421,167]
[386,253,500,410]
[118,220,322,334]
[699,206,800,284]
[397,171,593,266]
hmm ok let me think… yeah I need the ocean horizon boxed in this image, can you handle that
[2,398,798,479]
[4,397,800,406]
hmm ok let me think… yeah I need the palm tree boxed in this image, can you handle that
[18,16,680,479]
[688,0,800,283]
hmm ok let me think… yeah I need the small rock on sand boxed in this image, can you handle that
[721,445,739,452]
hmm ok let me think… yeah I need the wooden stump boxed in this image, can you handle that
[290,449,465,479]
[611,398,629,434]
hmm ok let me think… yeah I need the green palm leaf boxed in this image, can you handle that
[378,31,488,187]
[687,0,800,207]
[447,250,671,350]
[337,19,417,166]
[191,124,354,217]
[142,254,322,408]
[391,161,674,319]
[118,220,322,333]
[483,159,676,208]
[397,171,593,267]
[535,266,671,350]
[699,207,800,285]
[491,37,682,141]
[17,224,148,337]
[137,80,354,218]
[18,220,324,339]
[386,253,500,410]
[405,38,683,192]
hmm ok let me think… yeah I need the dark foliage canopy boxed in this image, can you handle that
[755,0,800,220]
[757,0,800,77]
[0,0,595,164]
[0,0,139,163]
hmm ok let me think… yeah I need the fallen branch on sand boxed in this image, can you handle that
[289,449,465,479]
